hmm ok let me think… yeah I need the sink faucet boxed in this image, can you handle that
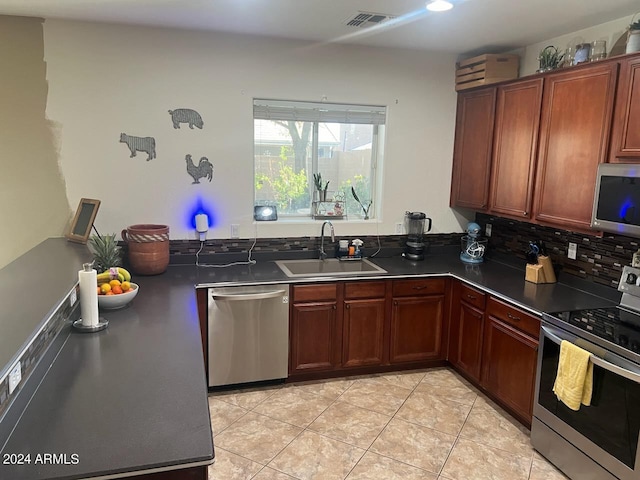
[319,221,335,260]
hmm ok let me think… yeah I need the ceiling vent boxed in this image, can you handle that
[343,12,396,28]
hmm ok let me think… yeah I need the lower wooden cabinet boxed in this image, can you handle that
[448,282,486,382]
[290,301,338,373]
[480,297,540,426]
[342,298,385,368]
[481,316,538,424]
[390,295,444,363]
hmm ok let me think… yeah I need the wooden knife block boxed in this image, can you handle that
[525,255,557,284]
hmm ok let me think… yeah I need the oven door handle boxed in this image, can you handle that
[542,325,640,384]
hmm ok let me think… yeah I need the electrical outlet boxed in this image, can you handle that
[69,288,77,307]
[231,224,240,238]
[395,223,403,234]
[8,361,21,394]
[485,223,492,237]
[568,242,577,260]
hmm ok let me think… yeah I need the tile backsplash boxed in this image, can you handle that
[476,213,638,289]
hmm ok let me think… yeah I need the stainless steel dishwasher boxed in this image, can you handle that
[208,284,289,387]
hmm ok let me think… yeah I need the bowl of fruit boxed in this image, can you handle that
[96,267,138,310]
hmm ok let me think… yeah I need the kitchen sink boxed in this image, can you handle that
[275,258,387,278]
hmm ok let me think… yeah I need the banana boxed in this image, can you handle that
[117,267,131,282]
[96,272,112,284]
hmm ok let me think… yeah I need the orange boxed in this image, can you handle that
[105,291,115,295]
[100,283,112,294]
[112,285,123,295]
[121,281,131,292]
[109,279,121,288]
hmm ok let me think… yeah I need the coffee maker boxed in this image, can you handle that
[403,211,432,261]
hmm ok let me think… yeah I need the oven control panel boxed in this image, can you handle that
[618,266,640,295]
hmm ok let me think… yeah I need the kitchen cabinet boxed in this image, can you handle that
[489,79,543,219]
[481,297,540,426]
[448,282,486,383]
[390,278,446,364]
[610,55,640,162]
[450,87,496,210]
[289,284,340,374]
[533,62,617,231]
[342,281,386,368]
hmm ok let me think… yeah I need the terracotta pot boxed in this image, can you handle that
[121,224,170,275]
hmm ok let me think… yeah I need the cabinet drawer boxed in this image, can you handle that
[392,278,445,297]
[460,283,486,310]
[345,281,386,299]
[486,297,540,338]
[292,283,337,302]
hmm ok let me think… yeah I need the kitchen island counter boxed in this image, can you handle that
[0,260,214,480]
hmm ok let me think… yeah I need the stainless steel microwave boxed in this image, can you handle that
[591,163,640,238]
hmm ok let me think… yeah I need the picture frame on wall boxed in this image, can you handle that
[65,198,101,244]
[573,43,591,65]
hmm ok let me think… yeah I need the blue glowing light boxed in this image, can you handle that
[186,197,217,230]
[619,199,634,224]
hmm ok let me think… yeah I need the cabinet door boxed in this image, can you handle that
[489,79,543,219]
[533,63,618,231]
[390,295,444,364]
[610,56,640,162]
[450,87,496,210]
[481,317,538,425]
[451,303,485,382]
[290,302,338,374]
[342,299,385,368]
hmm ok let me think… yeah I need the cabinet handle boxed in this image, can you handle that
[346,304,350,309]
[412,285,427,290]
[466,294,477,300]
[507,313,521,321]
[394,300,398,306]
[333,305,337,310]
[523,211,528,216]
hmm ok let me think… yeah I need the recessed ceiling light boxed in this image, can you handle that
[426,0,453,12]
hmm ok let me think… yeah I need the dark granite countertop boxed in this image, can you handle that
[0,244,621,480]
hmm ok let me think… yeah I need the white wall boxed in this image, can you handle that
[42,20,465,241]
[520,14,636,76]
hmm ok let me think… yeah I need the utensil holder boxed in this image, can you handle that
[525,255,556,284]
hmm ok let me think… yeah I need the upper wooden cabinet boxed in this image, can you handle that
[489,79,543,219]
[533,63,618,231]
[610,56,640,162]
[450,87,496,210]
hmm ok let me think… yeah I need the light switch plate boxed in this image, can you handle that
[395,223,403,234]
[231,224,239,238]
[568,242,577,260]
[70,288,77,307]
[8,360,21,394]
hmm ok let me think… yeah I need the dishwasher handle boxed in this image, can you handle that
[212,290,287,301]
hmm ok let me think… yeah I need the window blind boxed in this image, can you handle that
[253,99,386,125]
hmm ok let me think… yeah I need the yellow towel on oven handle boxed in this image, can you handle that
[552,340,594,411]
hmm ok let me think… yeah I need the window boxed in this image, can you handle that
[254,99,385,219]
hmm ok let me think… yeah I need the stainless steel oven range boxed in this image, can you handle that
[532,266,640,480]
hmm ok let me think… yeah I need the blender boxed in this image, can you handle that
[460,222,488,264]
[403,211,432,261]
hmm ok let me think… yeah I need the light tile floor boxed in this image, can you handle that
[208,367,568,480]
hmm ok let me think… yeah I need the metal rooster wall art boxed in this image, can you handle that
[185,154,214,184]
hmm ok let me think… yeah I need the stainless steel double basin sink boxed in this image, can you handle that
[275,258,387,278]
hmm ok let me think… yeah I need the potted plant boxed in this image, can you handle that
[313,173,329,202]
[627,18,640,54]
[537,45,564,72]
